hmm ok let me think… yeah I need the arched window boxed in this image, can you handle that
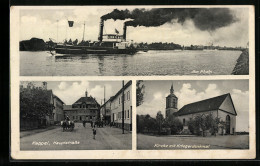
[226,115,231,134]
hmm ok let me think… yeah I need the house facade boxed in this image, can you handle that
[111,81,132,131]
[53,95,65,123]
[63,90,100,122]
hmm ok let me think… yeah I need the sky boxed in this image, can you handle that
[20,81,127,105]
[137,80,249,132]
[20,6,249,47]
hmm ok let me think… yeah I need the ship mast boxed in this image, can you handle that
[82,21,85,41]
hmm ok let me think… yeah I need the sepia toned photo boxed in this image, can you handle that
[136,80,249,149]
[19,6,250,76]
[19,80,132,150]
[10,5,255,159]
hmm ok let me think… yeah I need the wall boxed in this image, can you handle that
[111,84,132,131]
[64,109,98,122]
[177,110,218,126]
[53,97,64,122]
[218,110,236,134]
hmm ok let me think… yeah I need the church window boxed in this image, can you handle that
[183,119,186,125]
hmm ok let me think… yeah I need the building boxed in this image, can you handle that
[63,90,100,122]
[53,95,65,123]
[165,83,178,118]
[111,81,132,131]
[165,84,237,135]
[100,97,113,125]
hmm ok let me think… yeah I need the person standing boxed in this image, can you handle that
[93,128,96,139]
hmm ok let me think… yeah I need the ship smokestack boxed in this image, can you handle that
[98,19,104,42]
[123,23,127,41]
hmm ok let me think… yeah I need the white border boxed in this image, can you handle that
[10,5,255,159]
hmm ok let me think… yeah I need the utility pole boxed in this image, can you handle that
[104,85,106,124]
[82,21,85,41]
[122,81,125,134]
[57,20,59,43]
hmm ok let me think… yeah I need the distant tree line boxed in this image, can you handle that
[137,42,182,50]
[137,111,183,135]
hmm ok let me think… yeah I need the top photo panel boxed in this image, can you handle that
[18,6,252,76]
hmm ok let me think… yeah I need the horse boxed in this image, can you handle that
[61,120,75,132]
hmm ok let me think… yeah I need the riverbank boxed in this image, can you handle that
[232,49,249,75]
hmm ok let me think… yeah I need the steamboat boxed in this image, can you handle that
[55,19,137,55]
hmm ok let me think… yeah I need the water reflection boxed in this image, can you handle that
[20,50,242,76]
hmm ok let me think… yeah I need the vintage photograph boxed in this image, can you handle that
[19,6,250,76]
[19,80,132,150]
[136,80,249,149]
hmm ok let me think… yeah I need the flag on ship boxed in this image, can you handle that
[68,21,74,27]
[115,28,119,34]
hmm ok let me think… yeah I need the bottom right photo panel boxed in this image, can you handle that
[136,80,249,150]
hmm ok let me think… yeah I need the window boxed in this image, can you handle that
[119,97,120,104]
[128,110,129,118]
[125,110,126,119]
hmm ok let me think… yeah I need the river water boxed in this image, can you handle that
[20,50,241,76]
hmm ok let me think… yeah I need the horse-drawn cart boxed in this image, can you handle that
[61,120,75,132]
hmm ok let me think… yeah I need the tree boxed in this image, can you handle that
[190,113,219,136]
[136,80,145,106]
[164,114,183,134]
[20,82,54,127]
[156,111,163,135]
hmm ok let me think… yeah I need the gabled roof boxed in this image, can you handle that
[53,94,65,104]
[73,96,100,106]
[177,93,231,116]
[110,81,132,102]
[100,96,113,108]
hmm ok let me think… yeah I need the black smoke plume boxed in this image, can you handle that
[101,8,237,31]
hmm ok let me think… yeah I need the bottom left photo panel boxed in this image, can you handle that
[19,80,132,150]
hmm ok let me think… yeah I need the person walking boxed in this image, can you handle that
[93,127,96,139]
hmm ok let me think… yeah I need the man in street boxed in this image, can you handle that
[93,127,96,139]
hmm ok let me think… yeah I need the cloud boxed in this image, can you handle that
[175,83,221,108]
[137,91,167,118]
[58,82,68,90]
[20,7,249,47]
[53,81,90,105]
[53,81,115,105]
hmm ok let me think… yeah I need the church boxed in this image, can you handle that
[165,83,237,135]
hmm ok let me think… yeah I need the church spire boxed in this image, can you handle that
[85,89,88,97]
[170,83,174,94]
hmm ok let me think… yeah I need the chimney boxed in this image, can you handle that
[123,23,127,41]
[98,19,104,42]
[42,82,47,90]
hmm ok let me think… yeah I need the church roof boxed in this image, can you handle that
[177,93,231,116]
[166,93,177,98]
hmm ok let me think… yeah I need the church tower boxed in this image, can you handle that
[165,83,178,118]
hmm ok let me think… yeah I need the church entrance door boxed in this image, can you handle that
[226,115,230,134]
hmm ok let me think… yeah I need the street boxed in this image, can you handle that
[137,134,249,149]
[20,123,132,150]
